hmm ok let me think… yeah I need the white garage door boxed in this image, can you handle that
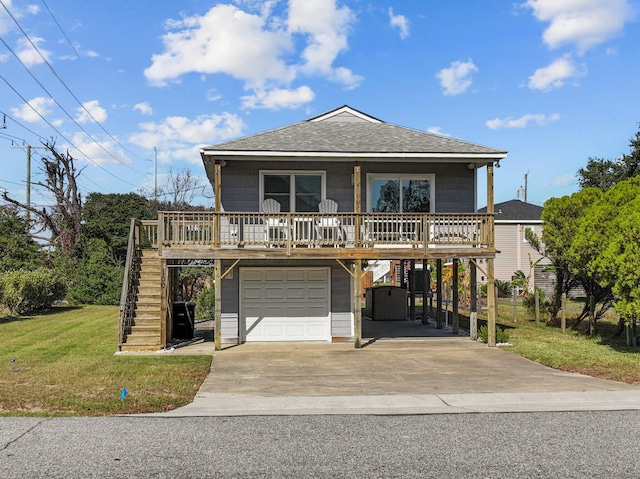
[240,267,330,342]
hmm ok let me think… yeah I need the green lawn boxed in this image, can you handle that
[479,298,640,385]
[0,305,211,416]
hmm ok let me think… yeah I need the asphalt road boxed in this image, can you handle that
[2,411,640,478]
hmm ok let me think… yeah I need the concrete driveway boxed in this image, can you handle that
[149,322,640,416]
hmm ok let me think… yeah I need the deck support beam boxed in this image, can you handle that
[214,258,222,351]
[470,260,478,340]
[486,162,496,347]
[436,259,443,329]
[354,259,362,348]
[452,259,459,334]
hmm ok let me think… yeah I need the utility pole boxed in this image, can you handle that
[12,144,47,223]
[153,147,158,202]
[524,172,528,203]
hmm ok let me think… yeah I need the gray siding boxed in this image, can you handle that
[220,160,476,213]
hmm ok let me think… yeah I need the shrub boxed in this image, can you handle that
[522,286,553,316]
[64,238,123,305]
[194,285,215,320]
[478,325,510,344]
[0,268,67,315]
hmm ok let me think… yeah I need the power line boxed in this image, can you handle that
[0,35,147,174]
[40,0,79,59]
[0,73,139,188]
[0,110,47,142]
[0,0,147,164]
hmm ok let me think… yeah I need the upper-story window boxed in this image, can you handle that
[367,174,435,213]
[261,171,325,212]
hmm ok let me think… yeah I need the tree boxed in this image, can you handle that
[577,124,640,190]
[571,177,640,341]
[1,141,83,257]
[0,206,46,272]
[83,193,152,264]
[152,166,207,213]
[533,189,605,323]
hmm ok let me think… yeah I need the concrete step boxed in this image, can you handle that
[120,344,161,352]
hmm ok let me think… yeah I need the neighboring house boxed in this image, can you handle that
[478,199,553,295]
[118,106,507,350]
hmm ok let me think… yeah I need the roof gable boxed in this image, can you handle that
[479,200,544,221]
[201,105,507,159]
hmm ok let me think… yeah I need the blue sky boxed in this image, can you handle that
[1,0,638,209]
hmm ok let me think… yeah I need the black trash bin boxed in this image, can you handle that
[172,301,195,339]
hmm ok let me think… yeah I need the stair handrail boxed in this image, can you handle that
[119,219,140,347]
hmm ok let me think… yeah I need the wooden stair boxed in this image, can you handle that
[120,249,163,351]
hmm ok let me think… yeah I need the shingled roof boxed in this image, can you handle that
[201,106,507,158]
[479,199,544,221]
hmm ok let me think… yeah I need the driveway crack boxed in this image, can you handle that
[2,419,50,451]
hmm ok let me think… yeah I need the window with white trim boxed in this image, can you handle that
[367,174,435,212]
[261,171,325,212]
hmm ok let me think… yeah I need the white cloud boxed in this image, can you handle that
[75,100,107,124]
[288,0,362,88]
[145,4,293,87]
[1,1,39,35]
[241,85,315,109]
[388,8,409,39]
[553,173,577,187]
[436,59,478,96]
[528,55,584,91]
[426,126,451,137]
[145,0,361,109]
[525,0,633,53]
[10,96,55,123]
[129,112,245,163]
[69,133,131,167]
[485,113,560,129]
[206,89,222,102]
[16,36,51,67]
[133,102,153,115]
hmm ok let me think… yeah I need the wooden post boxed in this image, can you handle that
[409,260,416,321]
[561,293,566,333]
[512,287,518,323]
[589,294,596,337]
[354,259,362,348]
[452,259,459,334]
[160,260,168,348]
[214,259,222,350]
[353,163,361,247]
[486,258,496,347]
[436,259,443,329]
[422,263,429,323]
[535,288,540,326]
[485,162,496,346]
[494,285,499,323]
[470,260,477,341]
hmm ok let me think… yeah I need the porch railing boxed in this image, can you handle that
[155,211,494,250]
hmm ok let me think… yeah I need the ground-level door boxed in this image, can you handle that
[240,267,331,342]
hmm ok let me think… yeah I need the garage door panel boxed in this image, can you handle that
[241,267,330,342]
[307,270,328,282]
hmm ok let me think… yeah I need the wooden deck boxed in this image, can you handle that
[142,211,495,260]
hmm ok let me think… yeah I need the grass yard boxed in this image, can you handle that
[478,298,640,385]
[0,305,211,417]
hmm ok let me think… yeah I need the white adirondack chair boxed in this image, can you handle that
[262,198,288,243]
[315,198,343,244]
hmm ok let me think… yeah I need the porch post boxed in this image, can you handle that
[422,263,429,322]
[353,163,361,213]
[486,162,496,347]
[409,260,416,321]
[452,259,459,334]
[354,259,362,348]
[470,260,478,341]
[214,162,222,211]
[436,259,443,329]
[214,258,222,351]
[160,260,168,348]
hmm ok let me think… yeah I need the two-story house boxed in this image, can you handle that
[118,106,507,350]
